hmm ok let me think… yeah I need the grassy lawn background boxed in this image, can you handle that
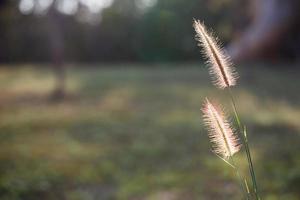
[0,64,299,200]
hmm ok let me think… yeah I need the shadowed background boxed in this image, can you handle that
[0,0,300,199]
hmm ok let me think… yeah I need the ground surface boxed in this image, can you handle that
[0,64,299,200]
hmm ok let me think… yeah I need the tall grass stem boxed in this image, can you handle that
[227,88,260,200]
[229,156,251,200]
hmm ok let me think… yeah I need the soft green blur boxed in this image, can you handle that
[0,64,299,200]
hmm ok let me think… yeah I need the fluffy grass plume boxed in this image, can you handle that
[193,20,237,89]
[202,99,241,158]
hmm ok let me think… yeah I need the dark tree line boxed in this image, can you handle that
[0,0,241,63]
[0,0,299,63]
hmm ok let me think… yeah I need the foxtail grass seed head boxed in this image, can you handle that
[193,20,238,89]
[202,99,241,158]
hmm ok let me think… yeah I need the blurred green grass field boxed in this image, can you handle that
[0,64,300,200]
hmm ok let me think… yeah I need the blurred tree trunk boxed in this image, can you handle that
[228,0,300,63]
[47,5,66,101]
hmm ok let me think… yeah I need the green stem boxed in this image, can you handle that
[227,88,260,200]
[209,96,250,199]
[229,156,251,200]
[243,127,259,199]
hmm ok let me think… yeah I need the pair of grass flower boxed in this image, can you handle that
[193,20,259,199]
[194,19,239,159]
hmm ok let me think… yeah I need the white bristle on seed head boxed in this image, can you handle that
[202,99,241,158]
[193,19,238,89]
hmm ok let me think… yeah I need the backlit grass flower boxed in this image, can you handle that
[202,98,241,158]
[193,20,237,89]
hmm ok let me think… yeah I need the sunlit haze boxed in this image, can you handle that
[19,0,115,15]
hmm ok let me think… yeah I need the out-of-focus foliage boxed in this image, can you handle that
[0,0,243,62]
